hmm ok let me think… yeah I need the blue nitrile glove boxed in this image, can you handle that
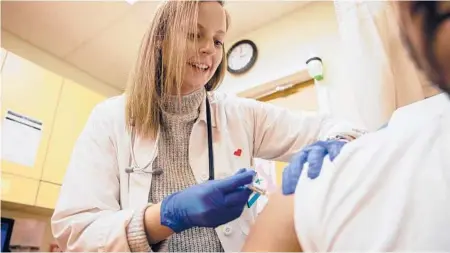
[160,168,255,233]
[282,140,347,195]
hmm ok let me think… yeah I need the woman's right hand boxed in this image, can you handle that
[160,169,255,233]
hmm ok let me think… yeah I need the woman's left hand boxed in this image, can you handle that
[282,140,347,195]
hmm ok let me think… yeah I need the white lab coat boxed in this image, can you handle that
[294,93,450,251]
[52,91,362,252]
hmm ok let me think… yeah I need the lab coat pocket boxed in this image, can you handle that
[216,220,247,252]
[127,172,152,208]
[238,205,256,235]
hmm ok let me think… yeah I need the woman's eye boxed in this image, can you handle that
[215,40,224,47]
[188,33,200,40]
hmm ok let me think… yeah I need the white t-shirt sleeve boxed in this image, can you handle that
[294,98,450,251]
[293,156,338,251]
[293,131,400,251]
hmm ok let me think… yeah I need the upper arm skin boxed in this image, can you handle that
[241,190,302,252]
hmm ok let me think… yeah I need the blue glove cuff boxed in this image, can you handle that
[160,193,188,233]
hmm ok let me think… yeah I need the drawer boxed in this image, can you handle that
[35,182,61,209]
[1,173,39,206]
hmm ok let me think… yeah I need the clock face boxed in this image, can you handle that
[227,40,257,74]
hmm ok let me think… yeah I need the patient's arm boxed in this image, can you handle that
[241,190,302,252]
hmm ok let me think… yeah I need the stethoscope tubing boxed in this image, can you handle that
[127,95,215,180]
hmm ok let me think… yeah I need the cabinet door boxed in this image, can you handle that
[1,52,62,179]
[1,173,39,206]
[275,161,287,185]
[35,182,61,209]
[41,80,106,184]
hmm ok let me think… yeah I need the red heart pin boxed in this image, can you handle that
[234,149,242,157]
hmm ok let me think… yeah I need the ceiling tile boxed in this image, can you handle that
[130,1,161,24]
[1,1,132,58]
[64,12,149,89]
[225,1,310,41]
[1,2,34,43]
[3,0,311,91]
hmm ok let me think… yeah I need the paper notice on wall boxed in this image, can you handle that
[1,110,43,167]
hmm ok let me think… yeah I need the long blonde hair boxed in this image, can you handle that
[125,0,230,139]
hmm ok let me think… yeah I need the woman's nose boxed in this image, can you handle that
[199,40,215,55]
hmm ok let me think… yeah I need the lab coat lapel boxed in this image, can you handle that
[189,121,209,183]
[190,94,222,183]
[192,93,250,181]
[127,133,157,207]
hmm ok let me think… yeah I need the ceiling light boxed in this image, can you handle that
[125,0,139,5]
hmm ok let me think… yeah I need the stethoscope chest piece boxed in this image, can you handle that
[125,166,138,173]
[126,93,214,179]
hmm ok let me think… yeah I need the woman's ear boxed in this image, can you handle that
[205,82,212,91]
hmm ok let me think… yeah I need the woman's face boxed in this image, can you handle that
[396,1,450,94]
[181,1,227,94]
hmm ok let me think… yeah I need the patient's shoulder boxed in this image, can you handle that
[293,109,450,251]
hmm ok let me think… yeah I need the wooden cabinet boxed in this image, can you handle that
[275,161,287,185]
[1,52,63,180]
[1,173,39,206]
[41,80,106,184]
[1,49,113,209]
[35,182,61,209]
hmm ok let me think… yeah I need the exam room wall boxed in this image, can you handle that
[1,31,120,207]
[219,1,345,182]
[1,31,122,251]
[219,1,360,125]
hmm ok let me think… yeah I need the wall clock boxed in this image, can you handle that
[226,39,257,74]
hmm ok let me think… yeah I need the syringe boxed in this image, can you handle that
[247,184,267,196]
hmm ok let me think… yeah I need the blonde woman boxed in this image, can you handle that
[51,0,363,252]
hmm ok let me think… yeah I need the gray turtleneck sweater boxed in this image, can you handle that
[127,88,223,252]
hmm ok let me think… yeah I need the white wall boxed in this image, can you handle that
[221,2,338,93]
[220,1,364,126]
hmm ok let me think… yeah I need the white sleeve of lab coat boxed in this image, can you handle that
[250,100,365,162]
[51,102,137,252]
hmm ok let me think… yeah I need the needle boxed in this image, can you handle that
[247,184,267,196]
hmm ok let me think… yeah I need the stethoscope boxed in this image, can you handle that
[125,95,215,180]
